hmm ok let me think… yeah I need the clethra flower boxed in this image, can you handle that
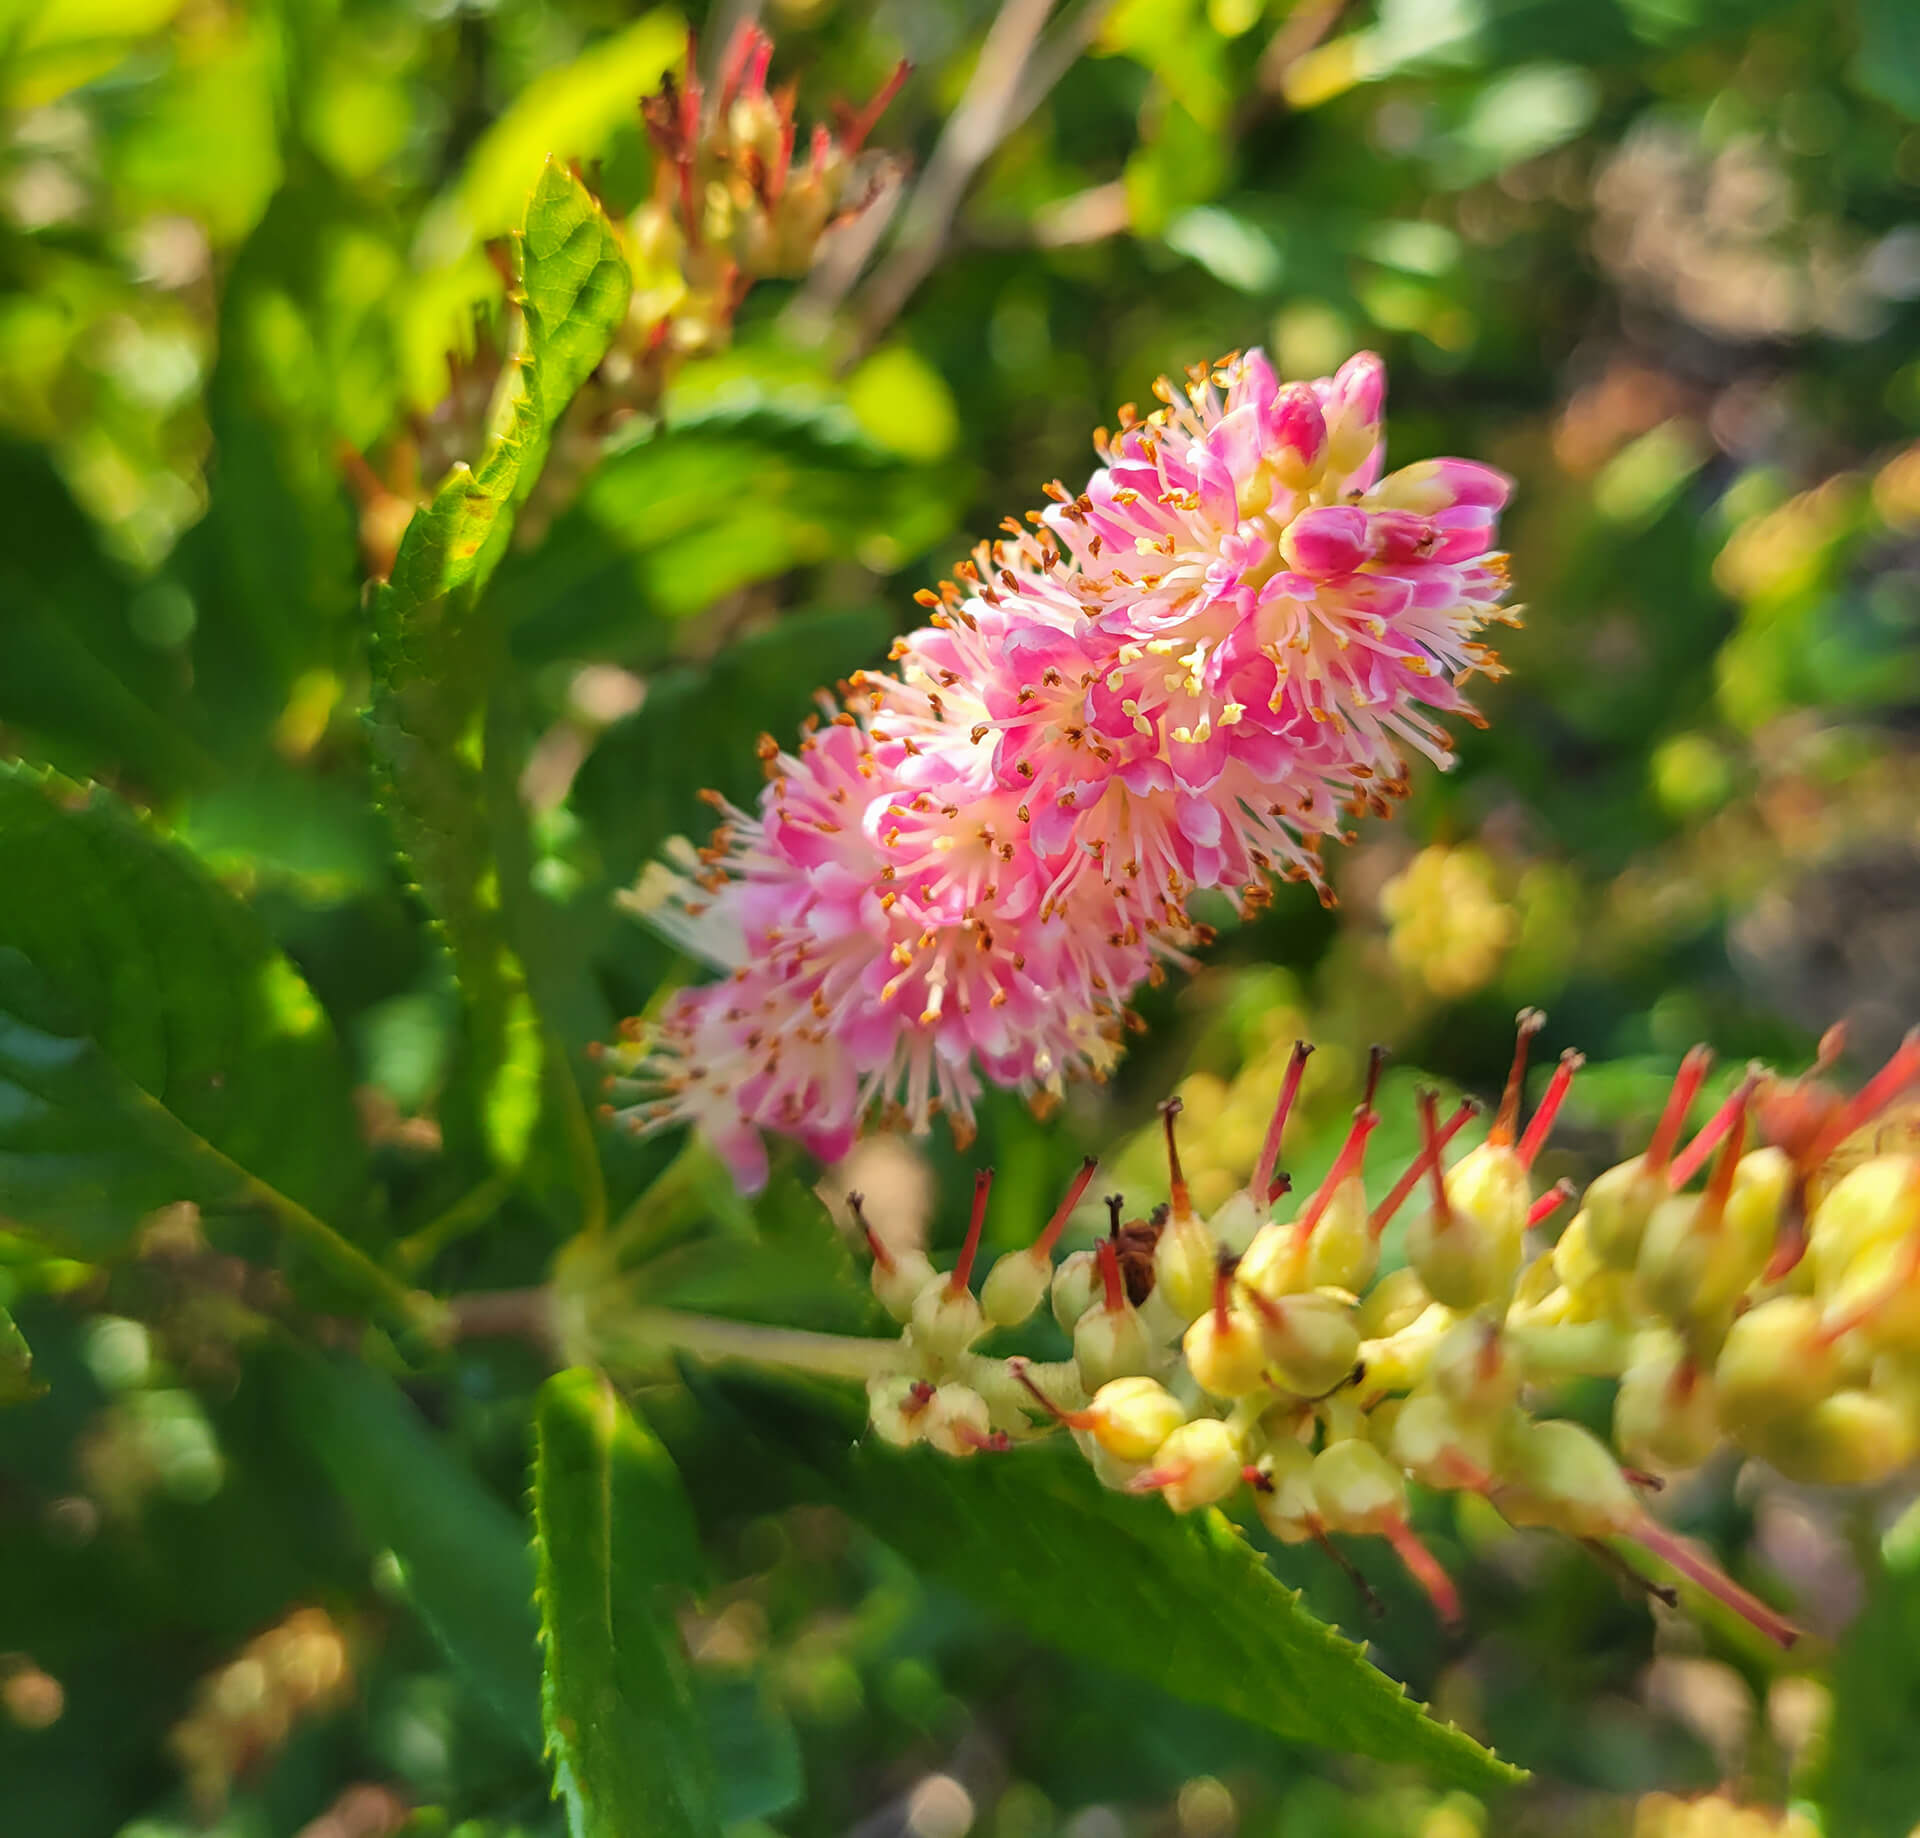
[607,349,1516,1186]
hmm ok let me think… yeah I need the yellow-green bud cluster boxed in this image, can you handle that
[860,1017,1920,1644]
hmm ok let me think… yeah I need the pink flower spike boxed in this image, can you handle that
[1516,1048,1585,1169]
[1250,1041,1316,1207]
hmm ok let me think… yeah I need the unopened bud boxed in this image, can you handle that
[1428,1313,1520,1414]
[981,1251,1050,1328]
[1131,1417,1242,1513]
[1390,1388,1500,1493]
[923,1384,1003,1458]
[1251,1438,1319,1542]
[1310,1438,1406,1535]
[910,1275,985,1368]
[1355,1265,1430,1340]
[871,1248,936,1321]
[867,1375,932,1448]
[1184,1283,1270,1400]
[1614,1332,1719,1471]
[1154,1208,1218,1323]
[1086,1376,1189,1462]
[1245,1288,1360,1397]
[1714,1296,1837,1429]
[1749,1387,1918,1487]
[1074,1243,1153,1389]
[1809,1154,1920,1287]
[1496,1416,1638,1539]
[1237,1220,1306,1299]
[1051,1249,1101,1332]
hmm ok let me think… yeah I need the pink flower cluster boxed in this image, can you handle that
[604,350,1515,1191]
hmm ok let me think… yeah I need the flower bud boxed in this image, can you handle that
[1747,1388,1917,1487]
[1251,1438,1319,1543]
[1051,1249,1101,1332]
[923,1384,1001,1458]
[1154,1209,1218,1323]
[1390,1388,1500,1493]
[867,1375,932,1448]
[1614,1332,1719,1471]
[1183,1263,1272,1400]
[1073,1242,1153,1389]
[981,1251,1050,1328]
[1428,1313,1520,1415]
[1246,1288,1361,1397]
[1132,1417,1242,1513]
[1359,1301,1455,1394]
[1085,1376,1189,1463]
[1237,1220,1306,1300]
[1445,1141,1532,1248]
[1586,1045,1715,1268]
[1495,1416,1638,1539]
[872,1247,937,1322]
[910,1275,985,1369]
[1154,1104,1217,1324]
[1355,1265,1430,1340]
[1263,384,1329,492]
[1310,1438,1406,1535]
[1809,1154,1920,1287]
[983,1155,1102,1328]
[1714,1296,1838,1429]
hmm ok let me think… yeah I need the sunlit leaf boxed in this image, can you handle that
[369,160,628,1178]
[533,1369,720,1838]
[695,1373,1522,1794]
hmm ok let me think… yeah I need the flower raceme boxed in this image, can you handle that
[853,1019,1920,1645]
[605,351,1517,1187]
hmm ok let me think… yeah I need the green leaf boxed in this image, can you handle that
[0,763,365,1260]
[533,1369,720,1838]
[492,389,966,666]
[270,1342,546,1756]
[0,1302,39,1405]
[696,1374,1521,1794]
[1855,0,1920,120]
[1815,1501,1920,1836]
[368,160,628,1180]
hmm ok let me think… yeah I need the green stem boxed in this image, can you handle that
[235,1169,445,1339]
[612,1307,897,1382]
[394,1174,512,1274]
[124,1082,444,1337]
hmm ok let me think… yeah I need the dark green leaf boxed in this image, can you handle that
[696,1675,804,1825]
[0,1302,38,1405]
[533,1368,719,1838]
[0,442,205,794]
[696,1373,1521,1794]
[0,763,365,1260]
[368,160,628,1181]
[1815,1501,1920,1836]
[270,1342,546,1756]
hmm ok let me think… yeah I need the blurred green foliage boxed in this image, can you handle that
[3,0,1920,1833]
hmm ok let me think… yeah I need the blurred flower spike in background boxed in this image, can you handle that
[603,347,1515,1189]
